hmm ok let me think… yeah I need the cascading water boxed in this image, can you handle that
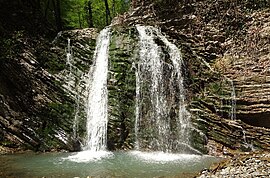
[68,25,199,163]
[67,27,111,162]
[135,25,192,153]
[223,77,237,120]
[66,38,72,66]
[229,80,236,120]
[65,38,79,139]
[84,27,111,151]
[66,39,77,138]
[65,38,73,89]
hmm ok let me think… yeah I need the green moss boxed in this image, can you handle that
[36,100,75,150]
[107,27,138,150]
[190,128,207,154]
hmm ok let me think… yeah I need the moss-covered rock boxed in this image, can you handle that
[0,28,98,152]
[107,26,139,150]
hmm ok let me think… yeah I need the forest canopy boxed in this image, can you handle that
[0,0,130,35]
[60,0,130,29]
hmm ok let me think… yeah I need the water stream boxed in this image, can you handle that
[65,38,73,90]
[67,27,112,162]
[230,79,237,120]
[0,26,221,177]
[64,38,80,139]
[135,25,193,153]
[84,27,111,151]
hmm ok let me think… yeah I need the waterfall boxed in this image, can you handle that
[230,80,236,120]
[65,38,78,138]
[135,25,192,153]
[66,26,201,163]
[64,38,79,139]
[67,27,113,162]
[224,77,237,120]
[84,27,111,151]
[66,38,72,65]
[65,38,73,90]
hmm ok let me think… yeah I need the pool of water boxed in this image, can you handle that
[0,151,220,178]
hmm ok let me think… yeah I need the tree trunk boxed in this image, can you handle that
[52,0,62,31]
[44,0,50,19]
[78,12,82,28]
[104,0,111,26]
[132,0,137,8]
[112,0,117,16]
[87,0,94,28]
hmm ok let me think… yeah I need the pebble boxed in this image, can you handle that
[198,153,270,178]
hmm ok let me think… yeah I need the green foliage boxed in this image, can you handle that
[0,140,16,147]
[0,31,24,61]
[60,0,130,29]
[61,0,87,29]
[207,81,223,96]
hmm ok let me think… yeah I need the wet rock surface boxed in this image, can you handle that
[0,28,98,152]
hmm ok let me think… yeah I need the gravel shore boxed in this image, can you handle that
[198,152,270,178]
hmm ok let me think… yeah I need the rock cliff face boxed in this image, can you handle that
[107,27,138,150]
[189,7,270,154]
[197,9,270,154]
[0,29,98,152]
[118,0,270,154]
[1,0,270,155]
[0,37,74,151]
[220,10,270,128]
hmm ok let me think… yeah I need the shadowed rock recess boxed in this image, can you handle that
[0,29,98,152]
[1,0,270,155]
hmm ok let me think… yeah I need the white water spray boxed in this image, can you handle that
[67,27,112,163]
[230,80,236,120]
[135,25,192,153]
[65,38,73,89]
[158,30,191,146]
[84,27,111,151]
[224,77,237,120]
[64,38,79,139]
[135,25,167,151]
